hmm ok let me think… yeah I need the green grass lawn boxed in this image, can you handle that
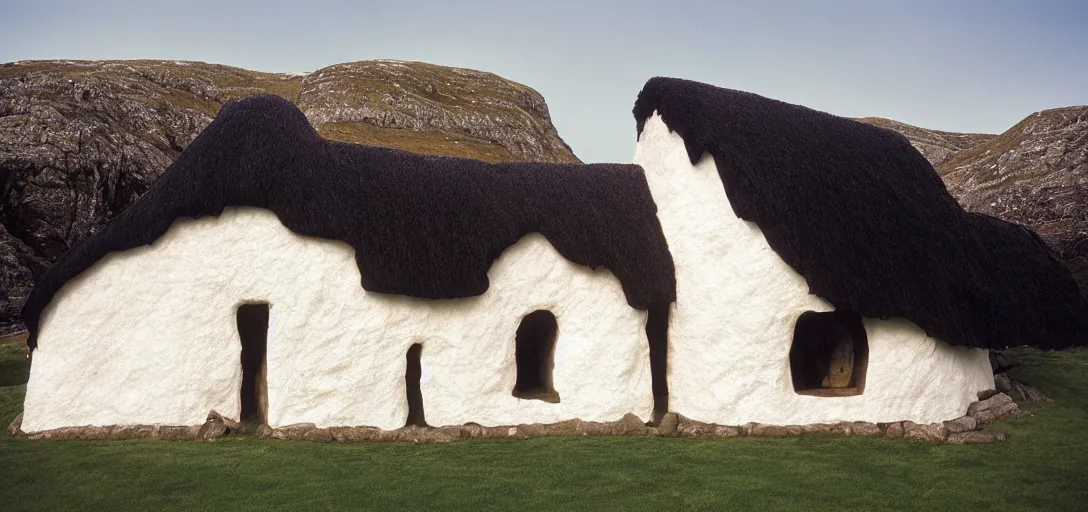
[1,342,1086,511]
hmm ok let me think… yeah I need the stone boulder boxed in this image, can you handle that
[902,421,948,442]
[7,412,22,436]
[943,416,978,434]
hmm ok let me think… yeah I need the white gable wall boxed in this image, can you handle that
[21,207,652,432]
[634,113,993,425]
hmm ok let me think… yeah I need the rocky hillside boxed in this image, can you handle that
[0,59,580,333]
[862,108,1088,298]
[854,117,996,167]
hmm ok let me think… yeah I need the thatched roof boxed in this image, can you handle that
[633,77,1086,350]
[22,95,676,349]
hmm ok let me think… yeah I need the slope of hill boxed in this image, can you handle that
[0,59,580,333]
[855,117,996,167]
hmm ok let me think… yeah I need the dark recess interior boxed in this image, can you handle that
[237,302,269,422]
[512,310,560,403]
[646,304,670,424]
[404,343,427,427]
[789,310,868,397]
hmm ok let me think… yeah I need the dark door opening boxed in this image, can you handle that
[646,304,670,425]
[404,343,427,427]
[512,310,560,403]
[237,303,269,423]
[789,310,869,397]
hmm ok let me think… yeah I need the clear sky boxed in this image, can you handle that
[3,0,1086,162]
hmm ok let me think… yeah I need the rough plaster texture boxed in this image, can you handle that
[634,113,994,425]
[22,208,652,432]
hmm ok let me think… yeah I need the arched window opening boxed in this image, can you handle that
[789,310,869,397]
[512,310,560,403]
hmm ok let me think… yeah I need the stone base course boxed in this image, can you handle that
[10,395,1021,444]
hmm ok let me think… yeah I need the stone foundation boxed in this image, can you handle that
[10,392,1023,444]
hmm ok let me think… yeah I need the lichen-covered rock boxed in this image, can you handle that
[160,425,199,441]
[968,392,1013,416]
[849,422,884,437]
[968,393,1020,425]
[903,421,948,442]
[944,416,978,434]
[994,373,1013,393]
[947,431,1008,444]
[7,412,21,436]
[618,413,649,436]
[1008,381,1050,403]
[882,422,905,439]
[657,412,679,437]
[197,417,228,442]
[747,423,791,437]
[271,422,318,440]
[675,416,742,438]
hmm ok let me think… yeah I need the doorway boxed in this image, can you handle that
[237,303,269,423]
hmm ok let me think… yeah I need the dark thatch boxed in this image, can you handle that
[633,77,1087,350]
[22,94,676,349]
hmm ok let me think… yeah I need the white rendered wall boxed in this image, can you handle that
[22,208,652,432]
[634,113,994,425]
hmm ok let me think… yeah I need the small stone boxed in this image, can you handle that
[517,423,547,438]
[7,412,22,436]
[974,410,997,425]
[256,424,273,438]
[161,425,198,441]
[619,413,648,435]
[205,410,240,432]
[992,401,1021,420]
[198,418,228,441]
[944,416,978,433]
[885,422,905,439]
[127,425,160,439]
[800,423,834,435]
[903,421,947,442]
[657,413,679,437]
[994,373,1013,393]
[990,352,1015,373]
[426,428,463,443]
[547,419,583,437]
[1009,382,1049,403]
[303,428,334,443]
[272,423,317,440]
[828,423,852,436]
[977,389,998,401]
[749,423,790,437]
[459,423,490,439]
[967,401,989,417]
[969,392,1012,417]
[850,422,883,437]
[713,425,743,437]
[947,431,1007,444]
[676,416,714,437]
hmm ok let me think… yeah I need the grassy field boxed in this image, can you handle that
[1,342,1086,511]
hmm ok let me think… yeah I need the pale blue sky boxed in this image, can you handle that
[3,0,1086,162]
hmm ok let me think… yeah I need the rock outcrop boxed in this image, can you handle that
[0,59,579,332]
